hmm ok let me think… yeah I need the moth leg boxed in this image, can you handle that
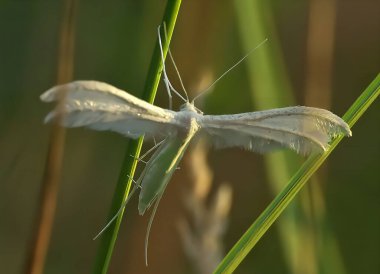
[153,136,157,146]
[129,155,147,164]
[157,24,187,109]
[93,185,138,240]
[128,139,165,164]
[144,192,164,266]
[162,22,189,101]
[93,137,170,240]
[127,175,141,189]
[93,138,166,240]
[140,139,165,161]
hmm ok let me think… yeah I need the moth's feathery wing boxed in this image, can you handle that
[199,106,351,155]
[40,81,183,139]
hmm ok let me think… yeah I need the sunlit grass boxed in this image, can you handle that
[214,74,380,273]
[234,0,346,273]
[92,1,182,273]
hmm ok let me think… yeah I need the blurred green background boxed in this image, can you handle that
[0,1,379,274]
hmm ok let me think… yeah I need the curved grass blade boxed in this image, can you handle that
[92,1,182,273]
[233,1,305,272]
[234,1,346,273]
[213,73,380,273]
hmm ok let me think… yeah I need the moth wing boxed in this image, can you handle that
[199,106,351,155]
[40,81,183,139]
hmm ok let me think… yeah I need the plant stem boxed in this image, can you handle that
[92,1,182,273]
[24,1,77,273]
[213,74,380,273]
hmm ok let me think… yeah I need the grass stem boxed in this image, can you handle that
[92,1,182,273]
[213,74,380,273]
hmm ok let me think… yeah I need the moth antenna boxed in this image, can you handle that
[193,38,268,102]
[163,22,189,101]
[93,186,138,240]
[157,25,186,108]
[145,193,164,266]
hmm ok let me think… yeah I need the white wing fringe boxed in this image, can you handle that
[40,81,177,139]
[201,107,351,155]
[41,81,351,155]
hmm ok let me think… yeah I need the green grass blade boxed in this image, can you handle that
[92,1,182,273]
[213,73,380,274]
[234,2,304,272]
[235,1,347,273]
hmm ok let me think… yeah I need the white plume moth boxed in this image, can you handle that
[40,26,351,264]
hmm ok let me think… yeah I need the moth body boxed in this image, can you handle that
[40,24,352,264]
[40,80,351,256]
[138,115,199,214]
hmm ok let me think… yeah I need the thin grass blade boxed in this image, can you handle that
[213,74,380,273]
[92,1,182,273]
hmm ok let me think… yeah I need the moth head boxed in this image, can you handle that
[180,102,203,114]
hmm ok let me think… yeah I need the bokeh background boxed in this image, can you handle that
[0,1,379,274]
